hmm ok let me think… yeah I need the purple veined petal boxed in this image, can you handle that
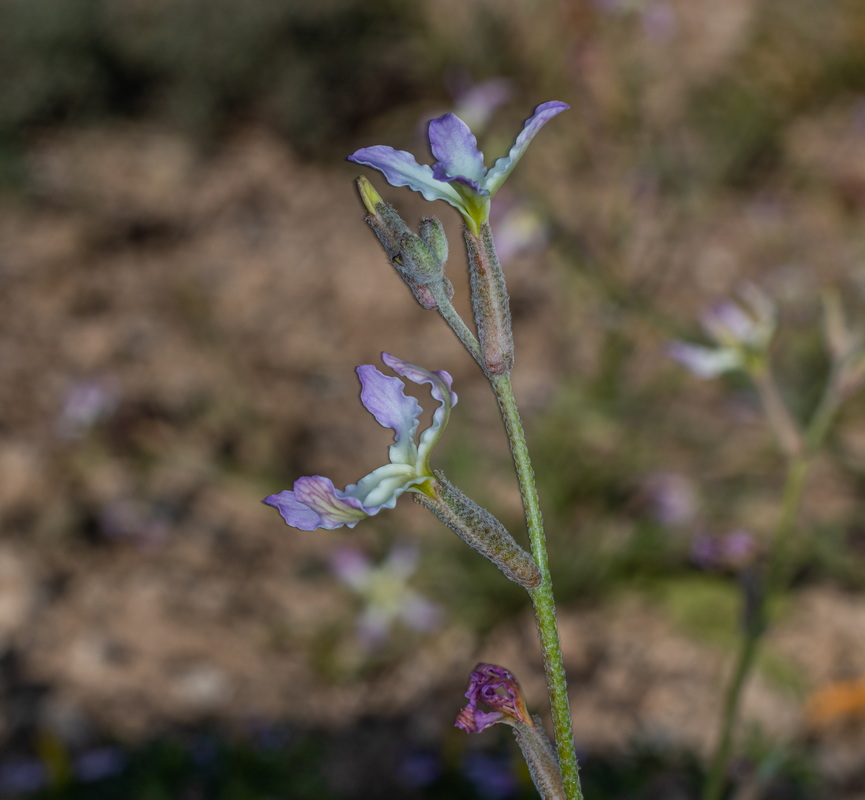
[485,101,570,195]
[347,145,465,209]
[358,364,423,465]
[428,113,487,191]
[263,476,370,531]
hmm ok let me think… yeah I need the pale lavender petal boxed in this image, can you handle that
[348,146,464,208]
[667,341,741,378]
[428,113,487,191]
[263,490,327,530]
[702,302,754,344]
[384,541,420,579]
[400,593,444,632]
[329,546,373,589]
[381,353,457,410]
[358,364,422,465]
[381,353,457,465]
[485,101,569,194]
[263,476,369,531]
[357,607,391,645]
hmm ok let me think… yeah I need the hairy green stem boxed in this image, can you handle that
[429,282,484,369]
[491,373,583,800]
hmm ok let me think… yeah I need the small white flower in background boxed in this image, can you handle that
[329,543,443,646]
[668,283,776,378]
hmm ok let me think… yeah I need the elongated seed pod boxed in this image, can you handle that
[415,472,540,590]
[465,223,514,377]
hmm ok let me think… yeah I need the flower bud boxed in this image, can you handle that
[398,231,444,285]
[418,217,448,265]
[355,177,453,311]
[415,472,540,589]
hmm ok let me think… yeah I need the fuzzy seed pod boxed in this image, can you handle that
[465,223,514,376]
[415,472,540,589]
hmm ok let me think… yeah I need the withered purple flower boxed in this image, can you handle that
[455,662,533,733]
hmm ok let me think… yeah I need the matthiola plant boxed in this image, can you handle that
[263,90,865,800]
[265,99,578,800]
[670,284,865,800]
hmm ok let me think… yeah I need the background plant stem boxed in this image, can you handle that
[703,362,840,800]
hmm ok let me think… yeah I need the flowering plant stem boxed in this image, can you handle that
[433,249,582,798]
[702,454,808,800]
[703,362,843,800]
[491,373,583,800]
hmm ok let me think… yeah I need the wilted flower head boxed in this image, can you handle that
[264,353,456,531]
[348,101,568,234]
[330,543,443,645]
[668,284,776,378]
[455,663,533,734]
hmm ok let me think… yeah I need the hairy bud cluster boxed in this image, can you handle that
[415,472,541,590]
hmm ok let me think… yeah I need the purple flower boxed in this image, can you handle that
[348,101,569,233]
[455,663,533,734]
[668,284,776,378]
[330,543,443,645]
[264,353,457,531]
